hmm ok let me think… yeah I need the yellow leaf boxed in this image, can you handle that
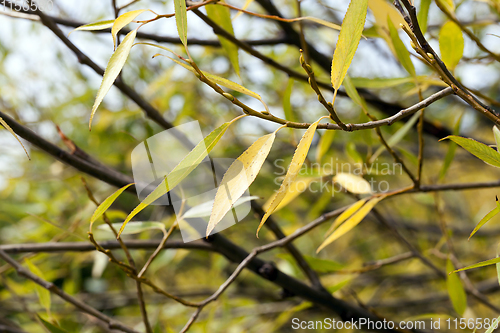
[263,177,318,213]
[257,117,326,236]
[368,0,408,32]
[111,9,149,49]
[69,20,115,36]
[333,173,372,194]
[324,198,368,237]
[0,116,30,160]
[90,29,137,130]
[331,0,368,102]
[317,196,385,252]
[207,132,277,236]
[439,21,464,70]
[437,0,455,13]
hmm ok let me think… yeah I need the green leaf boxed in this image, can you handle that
[174,0,188,47]
[345,142,363,164]
[0,116,30,160]
[98,221,165,235]
[25,258,51,315]
[90,29,137,130]
[469,201,500,240]
[38,316,68,333]
[111,9,149,49]
[441,135,500,168]
[439,113,462,180]
[208,133,277,235]
[119,118,241,236]
[370,111,420,162]
[90,183,134,226]
[343,75,368,111]
[206,3,240,76]
[496,243,500,287]
[453,257,500,273]
[283,78,296,122]
[317,196,385,252]
[331,0,368,101]
[258,117,325,235]
[349,76,447,89]
[418,0,431,35]
[387,16,416,78]
[165,56,269,113]
[446,259,467,316]
[69,20,115,36]
[316,130,336,163]
[486,316,500,333]
[439,21,464,70]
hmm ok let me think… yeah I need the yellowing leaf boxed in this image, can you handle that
[324,198,368,237]
[331,0,368,101]
[207,133,277,235]
[263,177,318,213]
[441,135,500,168]
[166,56,269,112]
[494,126,500,152]
[316,130,335,163]
[90,29,137,130]
[0,116,30,160]
[206,3,240,76]
[469,201,500,240]
[119,118,241,237]
[233,0,254,21]
[98,221,165,235]
[368,0,408,32]
[333,173,372,194]
[388,16,416,78]
[437,0,455,13]
[350,76,447,89]
[454,257,500,273]
[25,258,51,315]
[111,10,149,49]
[317,196,385,252]
[257,117,325,235]
[439,21,464,70]
[90,183,134,227]
[174,0,188,46]
[446,260,467,316]
[69,20,115,36]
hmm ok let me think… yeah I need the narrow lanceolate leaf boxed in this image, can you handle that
[496,243,500,286]
[486,316,500,333]
[418,0,431,35]
[493,126,500,152]
[454,257,500,273]
[263,177,317,213]
[316,130,335,163]
[206,3,240,76]
[207,133,277,236]
[324,198,368,237]
[111,9,149,49]
[370,111,420,162]
[174,0,188,46]
[25,258,51,315]
[439,113,462,180]
[283,78,295,122]
[469,202,500,240]
[257,117,324,236]
[331,0,368,100]
[69,20,115,36]
[441,135,500,168]
[439,21,464,70]
[90,29,137,130]
[317,196,385,252]
[90,183,134,226]
[166,56,270,112]
[119,118,240,236]
[387,17,416,78]
[333,173,372,194]
[343,75,368,111]
[446,260,467,316]
[0,116,30,160]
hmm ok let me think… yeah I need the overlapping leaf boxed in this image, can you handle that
[207,132,278,235]
[69,20,115,36]
[257,117,324,235]
[324,198,368,237]
[111,9,150,49]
